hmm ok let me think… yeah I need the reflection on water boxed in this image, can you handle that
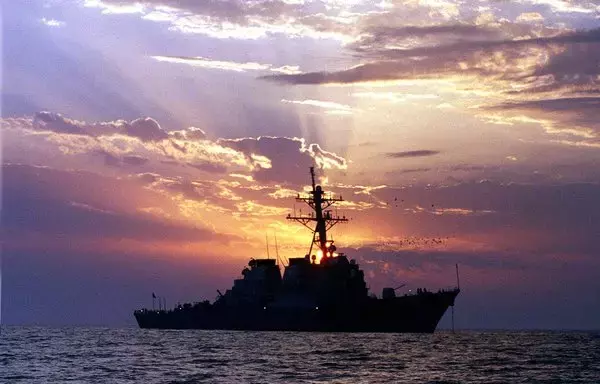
[1,327,599,383]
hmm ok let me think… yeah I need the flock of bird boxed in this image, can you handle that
[392,236,449,249]
[388,197,438,210]
[384,197,450,249]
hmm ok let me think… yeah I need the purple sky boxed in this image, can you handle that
[2,0,600,329]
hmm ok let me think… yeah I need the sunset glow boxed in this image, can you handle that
[2,0,600,328]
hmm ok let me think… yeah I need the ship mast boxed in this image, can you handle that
[286,167,348,261]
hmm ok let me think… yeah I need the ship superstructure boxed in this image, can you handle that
[134,167,459,332]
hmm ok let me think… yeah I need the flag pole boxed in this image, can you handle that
[266,234,270,260]
[456,264,460,290]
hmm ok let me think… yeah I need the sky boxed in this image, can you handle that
[1,0,600,329]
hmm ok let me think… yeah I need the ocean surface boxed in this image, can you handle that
[1,327,599,383]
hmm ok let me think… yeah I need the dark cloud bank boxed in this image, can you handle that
[1,164,240,325]
[262,24,600,140]
[387,150,441,159]
[3,163,600,328]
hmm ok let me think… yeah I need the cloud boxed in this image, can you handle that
[305,142,347,169]
[5,112,350,187]
[122,117,169,142]
[188,161,228,174]
[7,112,265,174]
[234,200,289,217]
[281,98,356,114]
[353,24,502,50]
[92,0,299,23]
[353,92,439,103]
[2,164,229,244]
[135,172,161,183]
[488,97,600,138]
[40,18,65,27]
[516,12,545,23]
[256,18,600,146]
[34,111,88,134]
[218,136,347,184]
[86,0,358,40]
[386,150,441,159]
[152,55,301,74]
[122,155,150,166]
[525,42,600,95]
[493,97,600,119]
[386,167,433,176]
[522,0,598,14]
[230,173,255,182]
[94,150,149,167]
[268,187,299,199]
[84,0,145,14]
[85,0,600,46]
[32,111,167,141]
[262,28,600,84]
[422,206,495,216]
[169,126,207,141]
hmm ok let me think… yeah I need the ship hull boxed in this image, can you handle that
[134,290,459,333]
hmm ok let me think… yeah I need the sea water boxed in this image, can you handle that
[1,327,599,383]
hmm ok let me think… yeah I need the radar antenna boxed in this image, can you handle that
[286,167,348,262]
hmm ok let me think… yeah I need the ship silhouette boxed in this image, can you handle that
[134,167,459,332]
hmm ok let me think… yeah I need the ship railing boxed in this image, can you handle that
[400,286,459,297]
[437,285,460,292]
[135,308,171,314]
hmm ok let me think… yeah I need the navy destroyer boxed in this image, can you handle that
[134,167,459,332]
